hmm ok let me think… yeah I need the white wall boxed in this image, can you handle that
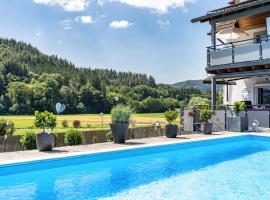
[223,77,270,105]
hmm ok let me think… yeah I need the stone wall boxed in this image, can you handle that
[0,127,167,152]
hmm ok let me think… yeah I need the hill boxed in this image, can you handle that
[172,80,222,91]
[0,38,204,114]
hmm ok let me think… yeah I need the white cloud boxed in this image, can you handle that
[98,0,192,14]
[157,19,170,28]
[35,32,42,42]
[182,8,189,13]
[75,15,94,24]
[109,20,133,29]
[33,0,90,12]
[60,19,72,30]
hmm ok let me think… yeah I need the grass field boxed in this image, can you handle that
[0,113,180,135]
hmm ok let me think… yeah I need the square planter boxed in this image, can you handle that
[226,116,248,132]
[201,122,213,134]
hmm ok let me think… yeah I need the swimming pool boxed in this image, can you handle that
[0,135,270,200]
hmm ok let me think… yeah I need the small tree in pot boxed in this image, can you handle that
[233,101,246,117]
[164,109,179,138]
[227,101,248,132]
[34,111,57,151]
[110,105,132,144]
[200,109,214,134]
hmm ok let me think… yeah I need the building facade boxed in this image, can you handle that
[192,0,270,108]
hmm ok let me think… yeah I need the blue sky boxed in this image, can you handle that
[0,0,227,83]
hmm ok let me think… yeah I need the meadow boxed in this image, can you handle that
[1,113,180,135]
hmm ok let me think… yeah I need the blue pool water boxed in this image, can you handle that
[1,135,270,200]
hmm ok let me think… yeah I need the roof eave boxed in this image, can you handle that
[191,0,270,24]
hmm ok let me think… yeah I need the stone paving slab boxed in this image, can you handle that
[0,132,268,165]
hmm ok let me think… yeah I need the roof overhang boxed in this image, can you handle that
[203,76,237,85]
[191,0,270,23]
[204,68,270,84]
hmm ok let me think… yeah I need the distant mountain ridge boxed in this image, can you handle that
[172,80,222,91]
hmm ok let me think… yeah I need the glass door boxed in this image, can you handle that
[258,88,270,105]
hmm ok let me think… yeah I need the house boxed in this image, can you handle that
[192,0,270,109]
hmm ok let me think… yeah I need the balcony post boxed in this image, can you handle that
[207,48,210,66]
[232,43,235,64]
[258,36,263,60]
[211,76,217,110]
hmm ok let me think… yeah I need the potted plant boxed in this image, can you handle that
[164,109,179,138]
[34,111,57,151]
[110,104,132,144]
[227,101,248,132]
[200,109,214,134]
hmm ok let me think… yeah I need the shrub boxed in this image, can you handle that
[138,97,165,113]
[106,131,113,142]
[111,104,132,123]
[200,109,214,123]
[61,120,69,128]
[34,111,57,133]
[188,97,210,110]
[65,129,83,146]
[164,109,178,124]
[92,136,98,143]
[0,119,15,136]
[20,131,37,150]
[72,120,81,128]
[233,101,246,116]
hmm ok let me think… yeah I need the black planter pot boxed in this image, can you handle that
[36,133,54,151]
[201,122,213,134]
[165,124,178,138]
[110,123,129,144]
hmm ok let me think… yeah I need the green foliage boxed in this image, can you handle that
[164,109,178,124]
[111,104,132,123]
[188,97,210,109]
[106,131,113,142]
[72,120,81,128]
[200,109,214,122]
[233,101,246,116]
[0,38,206,115]
[61,120,69,128]
[65,129,83,146]
[34,111,57,133]
[20,131,37,150]
[0,119,15,136]
[92,136,98,143]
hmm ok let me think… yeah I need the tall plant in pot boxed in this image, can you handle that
[110,105,132,144]
[164,109,179,138]
[34,111,57,151]
[227,101,248,132]
[200,109,214,134]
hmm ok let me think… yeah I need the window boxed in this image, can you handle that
[258,88,270,104]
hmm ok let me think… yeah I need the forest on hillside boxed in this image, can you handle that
[0,38,209,114]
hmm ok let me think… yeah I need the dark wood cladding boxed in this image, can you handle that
[207,64,270,74]
[238,11,270,30]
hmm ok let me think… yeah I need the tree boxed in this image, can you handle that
[7,82,33,114]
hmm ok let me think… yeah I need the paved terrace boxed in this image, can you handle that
[0,132,269,165]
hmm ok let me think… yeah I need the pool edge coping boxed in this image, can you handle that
[0,133,269,166]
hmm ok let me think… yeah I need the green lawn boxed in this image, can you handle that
[0,113,180,135]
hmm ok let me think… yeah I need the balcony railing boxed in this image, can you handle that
[207,35,270,67]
